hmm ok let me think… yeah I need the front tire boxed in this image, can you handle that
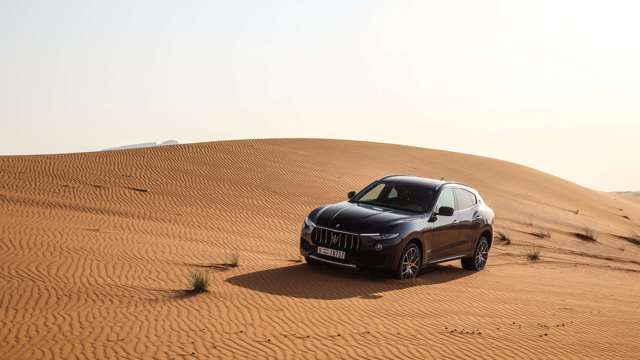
[461,236,489,271]
[396,243,422,279]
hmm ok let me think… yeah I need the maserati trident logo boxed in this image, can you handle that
[331,233,339,245]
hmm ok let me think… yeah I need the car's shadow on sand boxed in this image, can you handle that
[226,263,474,300]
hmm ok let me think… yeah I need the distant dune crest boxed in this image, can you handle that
[103,139,178,151]
[613,191,640,196]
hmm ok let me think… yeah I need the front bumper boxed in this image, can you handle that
[299,227,402,270]
[307,254,358,269]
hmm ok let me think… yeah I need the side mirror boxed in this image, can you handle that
[437,206,454,217]
[347,191,356,199]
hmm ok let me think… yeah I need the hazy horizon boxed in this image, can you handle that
[1,1,638,191]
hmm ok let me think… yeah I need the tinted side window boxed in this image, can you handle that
[468,190,477,206]
[435,188,455,209]
[455,189,477,210]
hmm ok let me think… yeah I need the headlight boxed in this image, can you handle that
[304,217,316,228]
[362,233,399,240]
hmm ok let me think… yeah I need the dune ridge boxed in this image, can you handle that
[1,138,639,359]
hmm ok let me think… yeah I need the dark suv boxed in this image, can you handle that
[300,176,494,279]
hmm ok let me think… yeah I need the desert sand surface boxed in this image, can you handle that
[614,192,640,207]
[1,138,639,359]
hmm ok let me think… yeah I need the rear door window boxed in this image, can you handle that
[454,189,477,210]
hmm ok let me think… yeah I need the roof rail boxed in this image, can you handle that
[378,174,409,181]
[441,181,472,188]
[378,175,471,189]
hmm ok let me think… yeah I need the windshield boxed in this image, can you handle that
[352,181,435,213]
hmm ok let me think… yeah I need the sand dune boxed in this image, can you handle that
[103,139,179,151]
[614,191,640,208]
[1,139,639,359]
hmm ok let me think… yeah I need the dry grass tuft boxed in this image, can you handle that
[227,252,240,267]
[527,248,541,261]
[189,270,209,293]
[531,231,551,239]
[575,228,598,242]
[497,231,511,245]
[623,234,640,246]
[584,228,597,241]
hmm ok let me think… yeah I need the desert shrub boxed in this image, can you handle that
[583,228,597,241]
[227,252,240,267]
[574,228,597,242]
[620,234,639,246]
[531,231,551,239]
[497,231,511,245]
[527,248,541,261]
[189,270,209,293]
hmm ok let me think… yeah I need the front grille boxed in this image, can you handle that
[313,227,361,251]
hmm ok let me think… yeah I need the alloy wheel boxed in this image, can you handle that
[401,246,420,279]
[474,239,489,269]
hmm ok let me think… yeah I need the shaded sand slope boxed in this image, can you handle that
[614,192,640,208]
[1,139,639,359]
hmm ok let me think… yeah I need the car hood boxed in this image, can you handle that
[312,201,422,233]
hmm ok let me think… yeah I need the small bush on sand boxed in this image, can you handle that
[227,252,240,267]
[531,231,551,239]
[189,270,209,293]
[527,248,541,261]
[583,228,597,241]
[497,231,511,245]
[573,228,598,242]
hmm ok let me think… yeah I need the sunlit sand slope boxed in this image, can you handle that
[1,139,639,359]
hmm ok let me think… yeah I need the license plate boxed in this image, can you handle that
[317,246,346,260]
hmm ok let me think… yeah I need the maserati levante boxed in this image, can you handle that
[299,175,494,279]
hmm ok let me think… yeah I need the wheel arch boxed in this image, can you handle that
[480,227,493,248]
[407,237,423,257]
[393,237,424,272]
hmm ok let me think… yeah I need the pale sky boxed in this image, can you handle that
[1,1,638,191]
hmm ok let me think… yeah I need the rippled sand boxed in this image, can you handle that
[1,139,639,359]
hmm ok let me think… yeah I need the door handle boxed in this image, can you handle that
[452,219,459,223]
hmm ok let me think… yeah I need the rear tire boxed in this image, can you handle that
[461,236,489,271]
[304,256,318,265]
[396,243,422,279]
